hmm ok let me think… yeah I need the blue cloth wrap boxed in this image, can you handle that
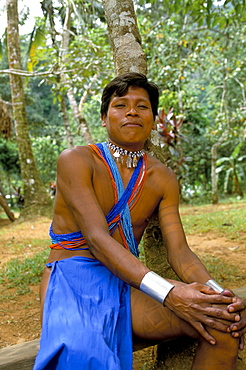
[33,257,132,369]
[98,142,141,257]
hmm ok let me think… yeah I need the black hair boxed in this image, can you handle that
[100,73,159,118]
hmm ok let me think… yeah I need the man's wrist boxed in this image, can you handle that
[140,271,175,304]
[205,279,224,293]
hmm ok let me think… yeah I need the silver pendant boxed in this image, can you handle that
[132,155,138,167]
[126,156,132,168]
[113,151,121,163]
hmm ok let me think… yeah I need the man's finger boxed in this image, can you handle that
[192,321,216,345]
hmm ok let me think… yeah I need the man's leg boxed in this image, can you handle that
[39,266,51,322]
[131,288,239,369]
[191,308,239,370]
[131,286,199,340]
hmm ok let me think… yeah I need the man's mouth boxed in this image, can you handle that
[122,122,142,127]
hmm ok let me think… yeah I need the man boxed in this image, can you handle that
[34,73,245,370]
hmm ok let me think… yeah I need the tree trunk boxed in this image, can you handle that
[6,0,52,216]
[0,98,12,139]
[61,3,94,145]
[211,131,228,204]
[67,88,94,144]
[102,0,147,75]
[143,213,179,281]
[143,139,178,279]
[60,95,74,148]
[232,168,244,198]
[0,194,15,221]
[103,0,175,365]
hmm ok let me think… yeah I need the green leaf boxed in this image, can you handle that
[231,142,243,159]
[216,157,230,166]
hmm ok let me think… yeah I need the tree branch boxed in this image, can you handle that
[0,68,81,77]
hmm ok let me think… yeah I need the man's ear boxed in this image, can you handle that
[101,114,107,127]
[152,118,157,130]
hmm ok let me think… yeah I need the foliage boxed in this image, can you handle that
[31,136,63,185]
[216,142,246,196]
[199,255,242,286]
[156,107,190,184]
[63,26,114,93]
[136,0,246,201]
[0,139,20,175]
[25,77,62,138]
[1,0,246,205]
[23,2,114,148]
[25,3,114,104]
[136,0,246,29]
[0,139,22,207]
[83,94,108,143]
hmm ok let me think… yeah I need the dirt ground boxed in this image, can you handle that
[0,203,245,368]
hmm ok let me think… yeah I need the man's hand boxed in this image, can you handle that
[222,289,246,350]
[164,282,239,345]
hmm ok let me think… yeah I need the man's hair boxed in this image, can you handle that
[100,73,159,118]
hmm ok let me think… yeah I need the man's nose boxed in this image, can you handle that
[126,107,138,116]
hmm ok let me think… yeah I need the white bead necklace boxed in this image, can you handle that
[107,141,145,168]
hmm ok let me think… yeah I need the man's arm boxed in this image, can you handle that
[56,148,243,344]
[157,165,246,345]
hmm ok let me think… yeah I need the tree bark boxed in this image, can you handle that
[0,98,12,139]
[211,130,228,204]
[232,167,244,198]
[6,0,52,216]
[143,213,179,281]
[102,0,147,75]
[143,139,178,278]
[60,95,74,149]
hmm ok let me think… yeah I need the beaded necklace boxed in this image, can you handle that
[107,141,145,168]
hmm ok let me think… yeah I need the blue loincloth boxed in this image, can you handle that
[33,257,132,369]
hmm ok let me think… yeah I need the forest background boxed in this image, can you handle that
[0,0,246,217]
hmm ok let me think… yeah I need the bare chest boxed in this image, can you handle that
[92,160,161,235]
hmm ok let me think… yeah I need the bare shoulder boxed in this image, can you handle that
[147,154,178,186]
[57,145,96,174]
[58,145,93,163]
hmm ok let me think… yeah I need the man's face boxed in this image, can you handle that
[101,87,155,149]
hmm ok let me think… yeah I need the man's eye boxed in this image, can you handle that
[115,104,125,107]
[138,105,149,109]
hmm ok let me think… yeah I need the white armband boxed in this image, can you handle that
[140,271,174,304]
[205,279,224,293]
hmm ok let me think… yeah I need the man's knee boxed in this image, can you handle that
[203,328,239,355]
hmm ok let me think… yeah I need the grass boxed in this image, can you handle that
[180,200,246,288]
[199,255,244,286]
[2,238,49,254]
[0,249,49,296]
[0,213,51,296]
[180,202,246,241]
